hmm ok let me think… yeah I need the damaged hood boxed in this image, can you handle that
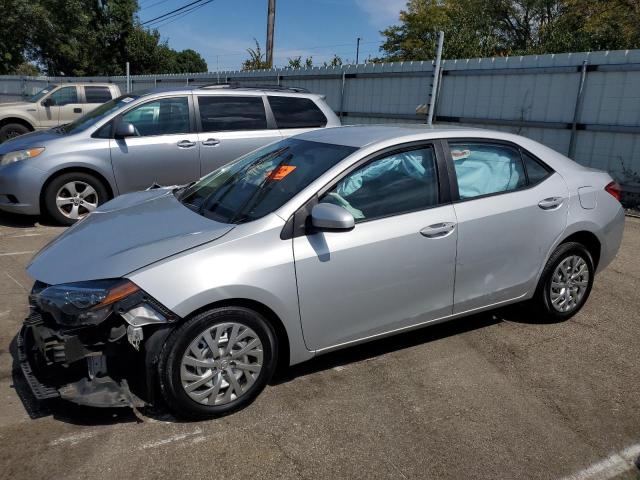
[27,189,233,285]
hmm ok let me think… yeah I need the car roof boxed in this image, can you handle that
[141,85,321,98]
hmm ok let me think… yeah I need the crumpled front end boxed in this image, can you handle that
[18,279,179,408]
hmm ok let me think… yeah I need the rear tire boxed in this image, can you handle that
[158,307,277,420]
[43,172,109,225]
[0,123,30,142]
[530,242,594,322]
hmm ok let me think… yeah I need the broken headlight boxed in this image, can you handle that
[33,279,140,326]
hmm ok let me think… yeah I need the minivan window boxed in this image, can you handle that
[85,86,113,103]
[450,142,526,199]
[268,96,327,128]
[197,96,267,132]
[122,97,190,136]
[180,138,357,224]
[49,86,78,106]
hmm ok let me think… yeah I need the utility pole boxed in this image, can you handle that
[426,31,444,126]
[266,0,276,68]
[356,37,361,64]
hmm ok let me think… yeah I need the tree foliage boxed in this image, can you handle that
[380,0,640,61]
[0,0,207,75]
[242,39,271,70]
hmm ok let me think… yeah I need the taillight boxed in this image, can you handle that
[604,181,621,202]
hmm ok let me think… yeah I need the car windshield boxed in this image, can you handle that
[179,138,357,224]
[29,86,57,103]
[58,95,140,134]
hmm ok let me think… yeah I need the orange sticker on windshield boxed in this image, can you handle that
[266,165,296,181]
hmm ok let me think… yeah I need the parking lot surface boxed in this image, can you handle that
[0,212,639,480]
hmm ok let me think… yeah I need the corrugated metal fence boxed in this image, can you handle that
[1,49,639,200]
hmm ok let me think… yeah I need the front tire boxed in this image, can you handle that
[43,172,109,225]
[531,242,594,322]
[0,123,30,142]
[158,307,277,420]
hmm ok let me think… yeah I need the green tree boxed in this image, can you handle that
[380,0,640,61]
[0,0,41,74]
[242,39,270,70]
[323,54,343,67]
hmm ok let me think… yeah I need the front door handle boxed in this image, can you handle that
[538,197,564,210]
[420,222,456,238]
[201,138,220,147]
[73,108,82,113]
[177,140,197,148]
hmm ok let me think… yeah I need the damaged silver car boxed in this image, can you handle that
[19,126,625,419]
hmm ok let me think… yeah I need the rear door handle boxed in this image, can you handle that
[538,197,564,210]
[201,138,220,147]
[177,140,196,148]
[73,108,82,113]
[420,222,456,238]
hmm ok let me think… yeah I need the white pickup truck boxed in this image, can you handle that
[0,83,121,142]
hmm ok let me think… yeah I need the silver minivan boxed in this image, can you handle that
[0,85,339,224]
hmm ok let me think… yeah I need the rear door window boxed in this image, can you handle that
[522,151,552,185]
[85,86,113,103]
[268,96,327,128]
[449,142,526,199]
[197,96,267,132]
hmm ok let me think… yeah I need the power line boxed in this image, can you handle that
[148,0,215,27]
[141,0,210,25]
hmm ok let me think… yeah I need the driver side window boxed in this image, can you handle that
[320,146,439,222]
[121,97,190,137]
[49,86,78,106]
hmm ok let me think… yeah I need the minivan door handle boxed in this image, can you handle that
[538,197,564,210]
[177,140,197,148]
[420,222,456,238]
[201,138,220,147]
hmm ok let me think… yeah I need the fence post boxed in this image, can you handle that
[568,60,588,159]
[427,31,444,125]
[339,71,346,119]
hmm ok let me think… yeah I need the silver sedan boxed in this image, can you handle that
[22,125,625,419]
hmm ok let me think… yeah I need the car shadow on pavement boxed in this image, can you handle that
[0,211,58,228]
[8,304,546,426]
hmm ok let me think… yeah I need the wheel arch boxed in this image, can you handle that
[182,298,291,373]
[40,166,115,209]
[0,116,35,131]
[559,230,601,270]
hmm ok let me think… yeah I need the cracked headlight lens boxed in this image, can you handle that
[33,279,140,326]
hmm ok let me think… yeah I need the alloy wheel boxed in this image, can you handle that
[180,322,264,406]
[549,255,590,313]
[55,181,99,220]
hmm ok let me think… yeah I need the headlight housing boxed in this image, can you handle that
[32,279,140,326]
[0,147,45,166]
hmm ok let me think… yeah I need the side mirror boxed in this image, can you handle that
[42,98,55,107]
[311,203,355,231]
[114,121,136,139]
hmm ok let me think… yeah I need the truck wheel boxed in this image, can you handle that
[0,123,30,142]
[43,172,109,225]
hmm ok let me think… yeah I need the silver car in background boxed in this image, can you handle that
[0,85,339,224]
[21,125,624,419]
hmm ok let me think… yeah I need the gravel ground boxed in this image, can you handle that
[0,212,639,480]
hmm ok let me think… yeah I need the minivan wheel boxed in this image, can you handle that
[43,172,109,225]
[158,307,277,419]
[531,242,594,322]
[0,123,30,142]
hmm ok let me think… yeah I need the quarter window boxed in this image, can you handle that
[85,86,113,103]
[49,86,78,106]
[268,96,327,128]
[320,147,438,222]
[522,151,551,185]
[197,96,267,132]
[121,97,190,136]
[450,143,526,199]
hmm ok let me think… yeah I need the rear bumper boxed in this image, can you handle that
[597,205,625,273]
[0,162,47,216]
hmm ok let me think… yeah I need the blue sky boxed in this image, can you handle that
[137,0,406,71]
